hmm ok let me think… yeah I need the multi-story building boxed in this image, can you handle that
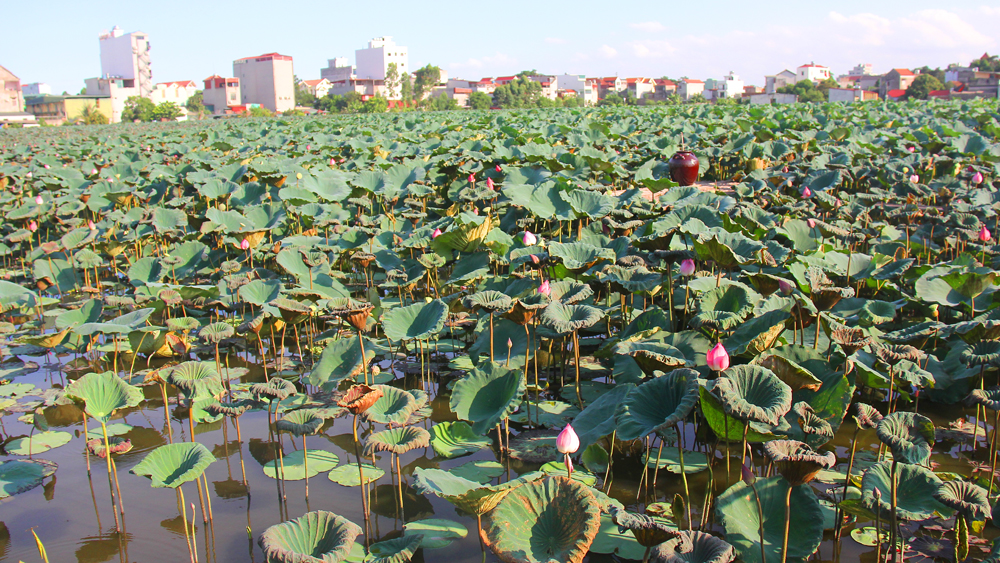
[202,75,241,115]
[796,63,832,84]
[718,72,744,98]
[0,64,24,113]
[233,52,295,113]
[98,26,152,97]
[321,58,355,83]
[21,83,51,97]
[678,78,705,100]
[625,77,655,100]
[556,75,597,105]
[879,68,916,99]
[355,37,408,82]
[764,70,796,93]
[84,77,138,123]
[828,88,879,103]
[652,79,677,100]
[151,81,197,107]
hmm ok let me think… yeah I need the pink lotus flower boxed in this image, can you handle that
[487,177,494,190]
[306,144,311,150]
[432,228,443,238]
[802,187,812,198]
[778,279,794,296]
[530,254,540,264]
[468,174,475,183]
[556,424,580,454]
[240,238,250,250]
[910,174,919,183]
[707,342,730,372]
[44,165,49,169]
[679,259,695,277]
[782,166,789,173]
[981,225,992,242]
[523,230,537,245]
[538,280,551,296]
[835,198,843,207]
[28,220,37,232]
[807,218,817,228]
[34,195,43,205]
[495,165,502,173]
[88,220,96,230]
[973,171,984,184]
[26,172,31,178]
[908,146,915,152]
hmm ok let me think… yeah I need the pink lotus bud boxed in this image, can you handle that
[329,158,336,166]
[835,198,843,207]
[538,280,551,296]
[240,238,250,250]
[707,342,730,372]
[468,174,475,183]
[910,174,919,183]
[782,166,788,173]
[679,259,695,277]
[338,158,345,164]
[432,228,443,238]
[44,165,49,169]
[523,230,537,245]
[556,424,580,454]
[35,195,43,205]
[973,171,984,184]
[981,225,991,242]
[802,187,812,198]
[778,279,794,296]
[28,220,37,232]
[26,172,32,178]
[88,220,96,230]
[807,218,817,228]
[873,487,882,500]
[306,145,311,150]
[507,338,513,348]
[91,168,98,175]
[496,165,502,172]
[487,177,494,190]
[741,463,755,485]
[908,146,915,152]
[530,254,540,264]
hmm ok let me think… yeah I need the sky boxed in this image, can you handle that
[2,0,998,95]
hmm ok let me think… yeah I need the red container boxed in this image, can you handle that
[668,151,700,186]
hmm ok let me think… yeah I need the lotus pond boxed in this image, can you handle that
[1,100,1000,563]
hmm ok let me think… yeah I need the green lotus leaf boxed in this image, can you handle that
[412,467,522,514]
[364,426,430,456]
[450,459,505,483]
[716,476,823,563]
[327,463,383,486]
[65,371,144,424]
[651,530,736,563]
[367,535,423,563]
[0,458,57,499]
[934,480,990,521]
[509,400,579,428]
[538,461,598,485]
[581,443,609,473]
[714,365,792,427]
[86,436,132,458]
[597,266,662,294]
[752,354,822,392]
[258,510,362,563]
[561,189,615,219]
[541,302,603,335]
[5,431,72,455]
[431,214,492,253]
[272,298,312,324]
[698,387,779,443]
[615,369,700,441]
[165,316,200,333]
[399,518,466,549]
[502,183,572,221]
[364,385,418,425]
[724,310,791,357]
[126,257,163,286]
[276,409,324,436]
[463,291,514,315]
[131,442,215,488]
[859,300,896,326]
[694,228,766,269]
[263,450,339,480]
[428,421,490,458]
[450,361,526,434]
[252,379,297,402]
[0,280,39,312]
[698,284,754,319]
[84,423,133,440]
[610,508,683,548]
[962,340,1000,368]
[165,361,224,401]
[199,322,235,344]
[860,461,949,521]
[762,439,836,486]
[304,335,374,391]
[570,383,635,451]
[240,279,283,306]
[645,449,709,474]
[589,513,648,560]
[481,476,601,563]
[615,341,691,375]
[548,281,593,304]
[876,411,935,465]
[383,299,447,342]
[548,241,615,272]
[689,310,744,332]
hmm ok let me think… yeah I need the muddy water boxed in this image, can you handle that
[0,346,996,563]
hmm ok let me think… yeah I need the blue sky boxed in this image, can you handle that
[3,0,997,94]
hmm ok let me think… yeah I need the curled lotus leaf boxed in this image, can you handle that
[548,241,616,272]
[198,322,235,344]
[859,301,896,326]
[165,361,224,401]
[541,302,603,334]
[367,535,424,563]
[252,379,298,402]
[714,365,792,427]
[851,403,883,430]
[86,436,133,458]
[693,229,766,269]
[762,439,836,486]
[548,280,593,304]
[276,409,324,436]
[65,370,144,424]
[875,344,925,365]
[830,327,871,355]
[258,510,362,563]
[205,400,251,417]
[715,476,823,563]
[364,385,418,425]
[610,507,684,547]
[307,337,375,391]
[506,293,550,325]
[337,384,383,415]
[791,402,834,442]
[876,411,935,465]
[689,310,743,332]
[934,480,991,522]
[881,321,946,344]
[272,298,311,324]
[961,340,1000,369]
[131,441,215,488]
[165,316,200,333]
[860,461,949,521]
[412,467,523,515]
[614,369,700,441]
[481,476,601,563]
[428,421,491,458]
[597,266,662,295]
[967,387,1000,411]
[752,354,821,392]
[383,299,447,342]
[463,291,514,315]
[328,298,373,332]
[450,361,527,434]
[651,530,736,563]
[364,426,431,456]
[0,458,58,499]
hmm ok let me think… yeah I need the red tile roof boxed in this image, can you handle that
[235,53,292,63]
[157,80,196,88]
[477,78,493,84]
[496,76,516,82]
[887,89,906,98]
[893,68,914,76]
[798,63,829,68]
[928,90,950,97]
[302,79,326,86]
[654,79,676,86]
[453,87,472,94]
[682,79,704,84]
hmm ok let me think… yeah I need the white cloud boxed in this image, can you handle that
[899,9,993,49]
[630,40,678,58]
[630,21,666,33]
[545,37,568,45]
[449,52,516,71]
[600,44,618,59]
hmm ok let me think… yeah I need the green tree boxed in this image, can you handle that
[687,93,707,104]
[77,104,109,125]
[295,81,317,108]
[185,90,205,118]
[413,65,442,100]
[778,80,824,102]
[385,63,400,99]
[915,66,946,83]
[151,101,182,121]
[906,73,946,100]
[317,93,342,112]
[561,95,583,108]
[971,54,999,72]
[422,94,458,111]
[468,91,492,110]
[400,72,413,101]
[492,76,542,108]
[121,96,156,122]
[817,77,839,98]
[362,95,388,113]
[342,91,364,113]
[282,108,306,116]
[248,106,273,117]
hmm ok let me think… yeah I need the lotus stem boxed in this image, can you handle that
[749,481,766,563]
[476,513,485,551]
[352,430,370,524]
[677,429,692,529]
[991,409,999,496]
[190,502,200,563]
[358,331,369,385]
[395,453,405,517]
[889,459,898,563]
[572,330,583,410]
[159,382,173,443]
[564,453,573,480]
[740,423,750,468]
[836,426,862,542]
[489,312,494,363]
[973,367,985,452]
[110,456,126,527]
[82,413,91,476]
[875,497,882,563]
[781,480,792,563]
[603,430,616,494]
[201,474,214,521]
[651,440,664,491]
[100,421,122,533]
[303,435,309,500]
[30,528,49,563]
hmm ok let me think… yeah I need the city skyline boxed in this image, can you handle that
[2,0,997,95]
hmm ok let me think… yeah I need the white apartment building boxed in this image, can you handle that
[720,72,744,98]
[678,79,705,100]
[555,74,597,105]
[233,52,295,113]
[98,26,152,97]
[151,81,197,106]
[796,63,832,84]
[203,75,241,115]
[21,83,51,97]
[356,37,408,82]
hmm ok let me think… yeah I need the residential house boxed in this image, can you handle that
[320,58,355,83]
[625,77,655,100]
[953,74,1000,100]
[300,79,333,99]
[678,79,704,100]
[526,75,558,100]
[151,81,197,107]
[744,85,763,96]
[84,77,139,122]
[233,52,295,113]
[879,69,915,99]
[557,75,597,105]
[764,70,795,93]
[885,89,907,101]
[652,79,676,100]
[718,72,744,98]
[25,95,112,125]
[589,77,625,100]
[203,75,241,115]
[828,88,879,103]
[837,63,875,87]
[21,83,50,97]
[472,78,497,95]
[796,63,832,84]
[749,93,797,105]
[0,64,25,113]
[928,90,952,100]
[858,74,881,92]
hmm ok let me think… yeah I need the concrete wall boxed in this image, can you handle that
[22,83,50,97]
[234,55,295,113]
[749,93,797,105]
[321,62,355,83]
[203,78,241,115]
[679,81,704,100]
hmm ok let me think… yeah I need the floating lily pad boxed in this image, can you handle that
[6,431,72,455]
[429,421,490,459]
[0,458,57,499]
[402,518,467,549]
[327,463,384,487]
[263,450,339,480]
